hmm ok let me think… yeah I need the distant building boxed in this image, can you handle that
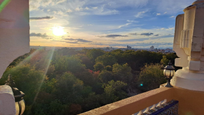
[104,47,113,52]
[164,48,173,53]
[150,46,154,50]
[127,45,132,50]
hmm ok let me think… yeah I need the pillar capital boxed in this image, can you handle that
[192,0,204,5]
[172,0,204,91]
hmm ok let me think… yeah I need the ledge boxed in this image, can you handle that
[80,87,174,115]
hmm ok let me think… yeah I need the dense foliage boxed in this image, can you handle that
[0,48,177,115]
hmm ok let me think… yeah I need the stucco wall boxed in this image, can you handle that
[0,0,30,78]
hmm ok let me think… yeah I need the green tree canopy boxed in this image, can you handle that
[98,70,114,83]
[103,80,127,102]
[54,72,84,104]
[160,55,169,66]
[1,64,45,105]
[53,56,85,74]
[138,64,166,92]
[94,62,104,71]
[95,55,117,66]
[112,63,133,84]
[86,49,105,62]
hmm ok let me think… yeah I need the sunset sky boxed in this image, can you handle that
[29,0,195,48]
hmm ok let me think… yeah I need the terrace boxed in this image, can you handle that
[0,0,204,115]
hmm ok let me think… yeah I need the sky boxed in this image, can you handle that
[29,0,195,48]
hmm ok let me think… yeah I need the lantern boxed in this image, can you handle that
[5,75,25,115]
[163,61,175,87]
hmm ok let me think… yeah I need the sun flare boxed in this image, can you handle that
[52,26,66,36]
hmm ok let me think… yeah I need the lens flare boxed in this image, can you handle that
[32,47,55,103]
[0,0,11,13]
[7,47,55,107]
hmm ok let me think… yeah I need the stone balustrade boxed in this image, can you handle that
[135,100,179,115]
[80,87,174,115]
[134,99,167,115]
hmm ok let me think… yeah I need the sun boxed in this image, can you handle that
[52,26,66,36]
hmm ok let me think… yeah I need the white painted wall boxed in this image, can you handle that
[0,0,30,79]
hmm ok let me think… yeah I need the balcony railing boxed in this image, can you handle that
[80,86,204,115]
[135,100,178,115]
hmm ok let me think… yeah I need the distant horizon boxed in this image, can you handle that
[30,45,173,49]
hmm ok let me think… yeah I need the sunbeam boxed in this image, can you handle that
[4,47,56,110]
[32,47,55,104]
[15,48,43,68]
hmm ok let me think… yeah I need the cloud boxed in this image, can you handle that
[73,7,119,16]
[166,27,174,30]
[127,20,138,23]
[75,7,83,11]
[29,0,66,11]
[93,7,98,9]
[153,0,194,15]
[170,16,175,18]
[66,41,78,44]
[100,34,128,38]
[141,33,154,36]
[62,3,119,16]
[118,23,131,28]
[29,0,183,48]
[64,38,92,43]
[53,11,66,16]
[29,0,193,15]
[93,6,119,15]
[85,7,90,10]
[55,0,67,4]
[135,10,147,18]
[156,13,161,16]
[30,16,53,20]
[118,20,138,29]
[67,9,73,13]
[52,40,64,42]
[30,33,48,37]
[64,38,74,40]
[157,27,175,31]
[119,34,174,42]
[129,32,154,36]
[106,35,128,38]
[77,38,92,42]
[101,0,149,8]
[129,33,137,35]
[86,2,119,15]
[30,33,50,39]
